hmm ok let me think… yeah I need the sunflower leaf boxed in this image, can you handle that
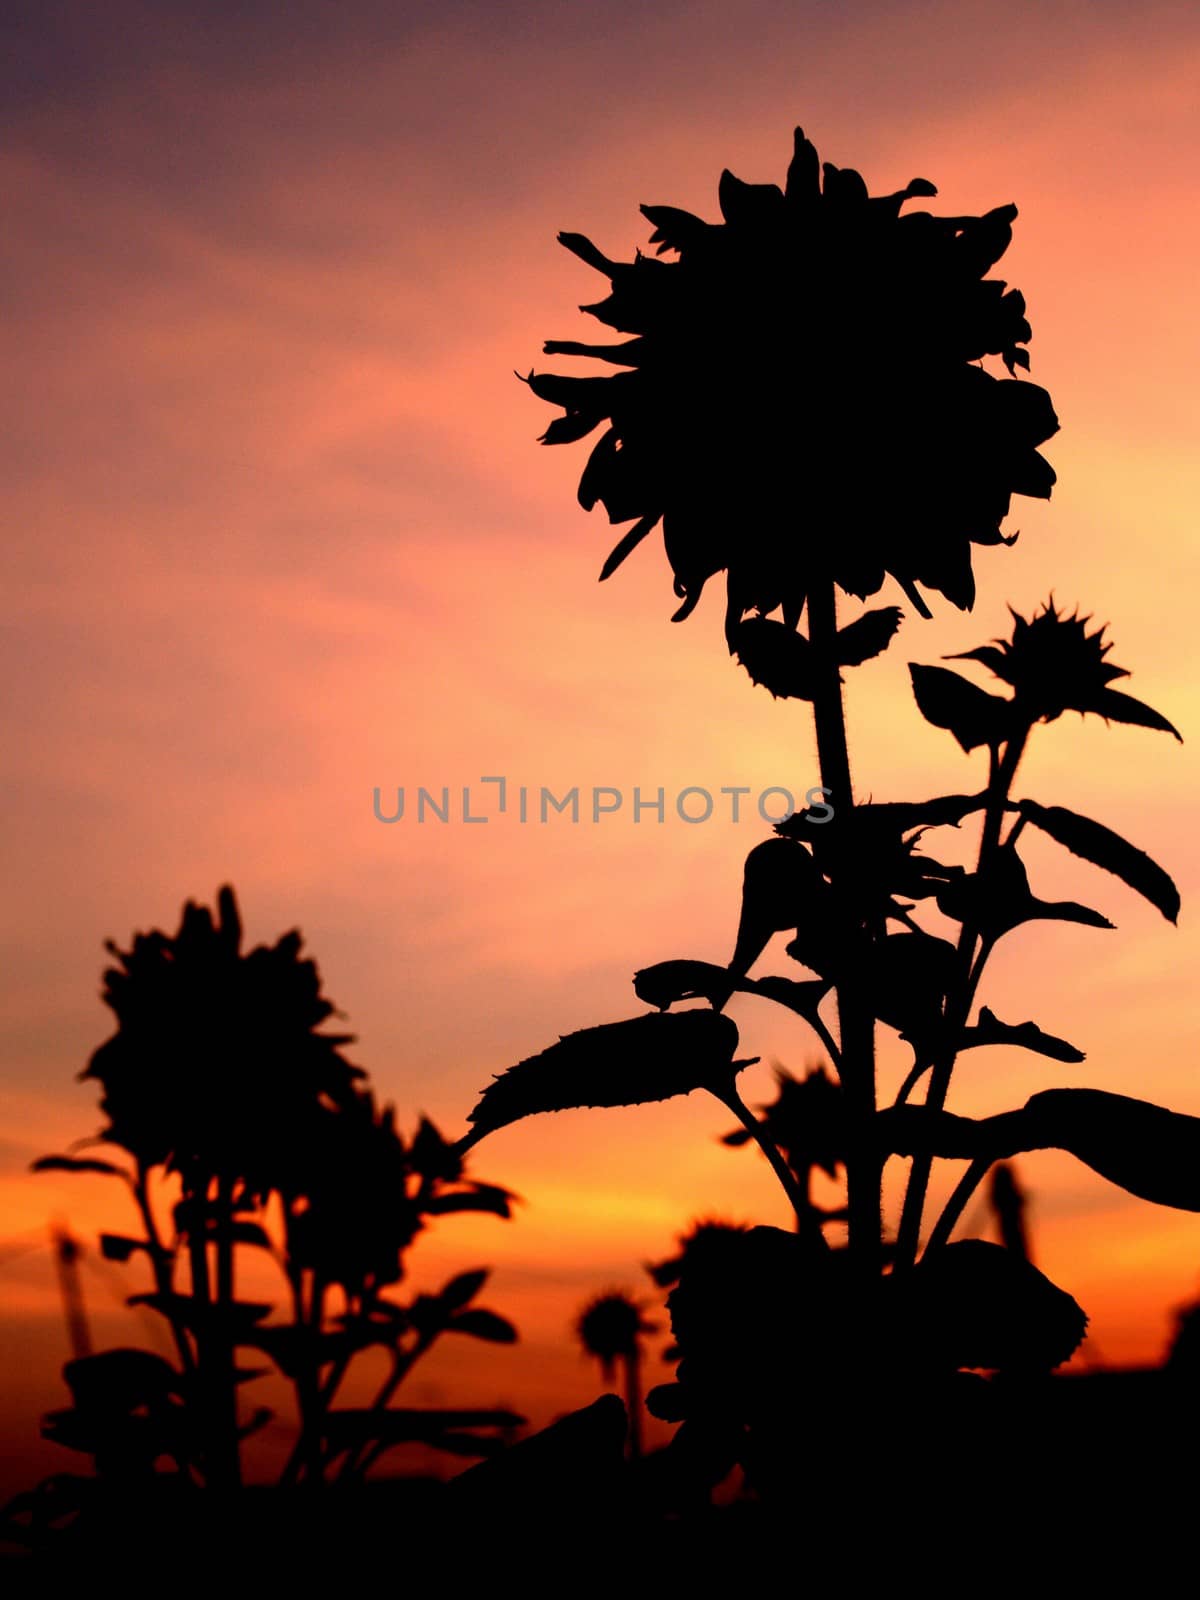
[731,616,814,699]
[880,1088,1200,1213]
[1017,800,1180,923]
[461,1010,743,1147]
[836,606,903,666]
[960,1005,1085,1064]
[1091,688,1182,743]
[909,664,1011,752]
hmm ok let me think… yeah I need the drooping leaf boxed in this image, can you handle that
[899,1240,1087,1371]
[449,1309,519,1344]
[881,1088,1200,1214]
[960,1005,1084,1064]
[731,837,824,977]
[909,663,1011,752]
[835,606,903,666]
[1025,1088,1200,1212]
[1017,800,1180,923]
[461,1009,743,1148]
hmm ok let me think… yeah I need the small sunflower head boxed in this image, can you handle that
[950,599,1181,739]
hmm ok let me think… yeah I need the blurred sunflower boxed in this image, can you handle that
[576,1291,657,1384]
[950,599,1182,739]
[83,886,363,1193]
[526,125,1058,642]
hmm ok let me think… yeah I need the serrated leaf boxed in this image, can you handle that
[730,616,814,699]
[1017,800,1180,923]
[909,663,1010,752]
[835,607,903,666]
[461,1010,742,1147]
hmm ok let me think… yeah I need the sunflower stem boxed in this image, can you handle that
[710,1082,826,1245]
[926,1156,993,1253]
[806,580,880,1277]
[895,727,1031,1268]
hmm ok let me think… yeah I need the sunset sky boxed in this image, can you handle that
[3,0,1200,1491]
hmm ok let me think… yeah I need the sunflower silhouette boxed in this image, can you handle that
[950,598,1182,738]
[83,886,362,1194]
[526,125,1058,645]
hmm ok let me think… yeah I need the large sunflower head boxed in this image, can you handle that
[526,125,1058,648]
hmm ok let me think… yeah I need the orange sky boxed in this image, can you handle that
[3,0,1200,1492]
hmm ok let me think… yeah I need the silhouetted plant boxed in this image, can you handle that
[458,128,1187,1499]
[720,1064,846,1244]
[26,888,521,1516]
[576,1292,656,1458]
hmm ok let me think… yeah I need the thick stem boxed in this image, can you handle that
[807,580,880,1274]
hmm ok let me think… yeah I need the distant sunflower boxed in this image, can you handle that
[525,125,1058,642]
[84,887,362,1191]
